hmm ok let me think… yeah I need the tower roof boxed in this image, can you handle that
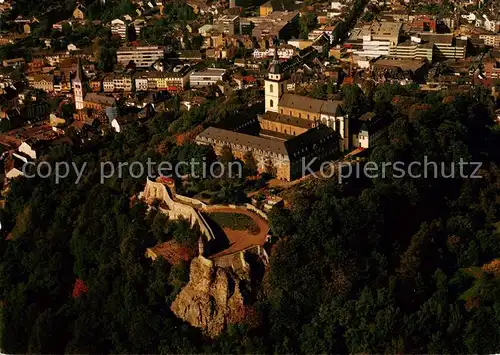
[268,47,282,75]
[75,59,83,81]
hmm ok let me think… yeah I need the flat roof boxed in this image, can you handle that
[373,58,427,72]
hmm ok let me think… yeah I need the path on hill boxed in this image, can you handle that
[205,207,269,259]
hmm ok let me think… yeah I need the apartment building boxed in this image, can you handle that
[117,46,165,68]
[111,19,127,39]
[133,67,191,91]
[102,73,133,92]
[214,15,239,35]
[189,68,227,87]
[480,34,500,47]
[30,74,55,93]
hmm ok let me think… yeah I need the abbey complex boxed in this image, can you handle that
[195,52,348,181]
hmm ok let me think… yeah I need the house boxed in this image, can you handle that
[73,4,85,20]
[111,115,136,133]
[84,93,116,110]
[352,112,388,148]
[67,43,79,52]
[5,153,29,180]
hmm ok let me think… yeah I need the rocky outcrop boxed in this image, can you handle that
[170,256,247,337]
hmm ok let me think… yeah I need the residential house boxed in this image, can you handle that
[73,4,85,20]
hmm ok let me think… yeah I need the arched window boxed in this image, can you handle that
[270,99,274,107]
[270,84,273,93]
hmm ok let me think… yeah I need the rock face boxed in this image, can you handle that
[170,256,246,337]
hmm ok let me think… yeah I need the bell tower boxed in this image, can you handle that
[73,59,85,111]
[264,46,286,113]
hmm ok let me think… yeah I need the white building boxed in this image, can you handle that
[347,22,402,58]
[73,61,85,110]
[189,68,226,87]
[253,46,295,59]
[117,46,165,68]
[111,19,127,39]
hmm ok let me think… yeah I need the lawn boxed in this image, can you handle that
[206,212,260,235]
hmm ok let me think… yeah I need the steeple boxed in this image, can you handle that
[268,39,282,76]
[75,58,83,81]
[73,58,85,111]
[265,37,286,113]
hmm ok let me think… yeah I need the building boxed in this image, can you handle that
[73,61,85,110]
[371,58,429,83]
[30,74,54,93]
[420,34,467,60]
[353,112,388,148]
[259,0,299,16]
[253,45,296,59]
[195,125,339,181]
[480,34,500,47]
[102,73,133,92]
[239,18,254,35]
[214,15,239,35]
[189,68,227,87]
[264,52,347,145]
[347,22,402,58]
[73,4,85,20]
[195,53,346,181]
[251,11,299,40]
[388,38,434,61]
[117,46,165,68]
[2,58,25,67]
[133,67,191,91]
[164,65,191,90]
[83,93,116,110]
[111,19,127,39]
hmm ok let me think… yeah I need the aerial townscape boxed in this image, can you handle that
[0,0,500,352]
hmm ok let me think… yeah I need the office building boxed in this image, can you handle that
[117,46,165,68]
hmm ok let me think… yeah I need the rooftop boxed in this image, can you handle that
[259,111,314,129]
[196,126,289,156]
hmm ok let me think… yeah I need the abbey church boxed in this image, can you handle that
[196,51,348,181]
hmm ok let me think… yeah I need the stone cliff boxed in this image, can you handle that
[170,256,247,337]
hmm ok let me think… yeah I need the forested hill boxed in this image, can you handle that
[1,86,500,353]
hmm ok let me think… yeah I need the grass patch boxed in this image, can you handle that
[206,212,260,235]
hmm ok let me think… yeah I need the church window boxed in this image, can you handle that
[270,100,274,107]
[270,84,273,93]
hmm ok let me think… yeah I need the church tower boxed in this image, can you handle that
[73,59,85,111]
[265,48,286,113]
